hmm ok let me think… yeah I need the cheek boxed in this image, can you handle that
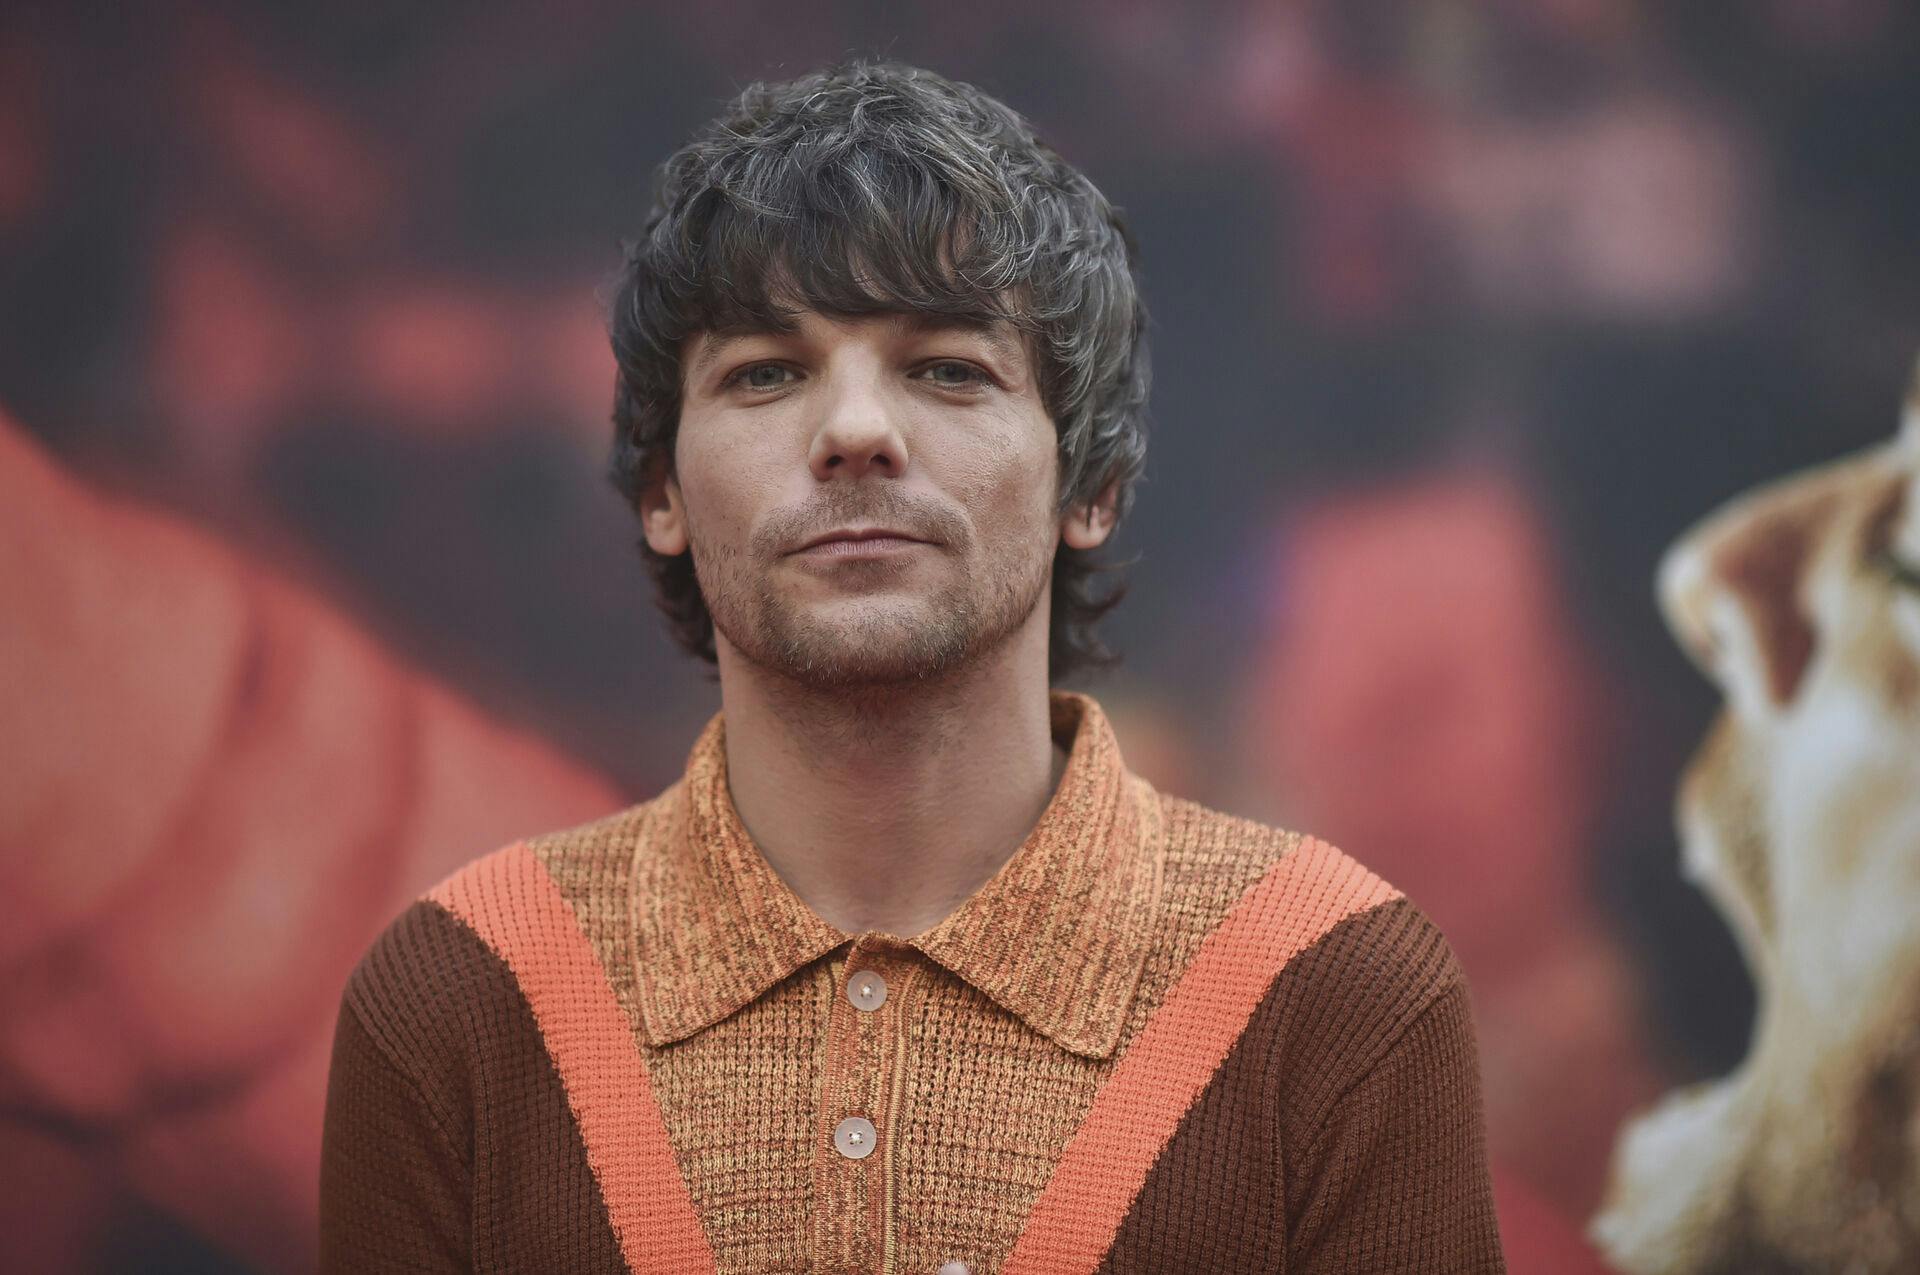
[675,422,771,549]
[947,411,1060,549]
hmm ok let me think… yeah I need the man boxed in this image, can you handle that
[320,59,1506,1274]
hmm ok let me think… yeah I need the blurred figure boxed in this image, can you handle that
[1236,459,1667,1263]
[1594,360,1920,1273]
[0,413,623,1271]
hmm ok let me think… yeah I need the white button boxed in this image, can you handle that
[833,1115,877,1160]
[846,969,888,1011]
[937,1262,971,1275]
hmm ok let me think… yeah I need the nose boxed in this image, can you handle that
[1658,463,1855,715]
[807,362,908,482]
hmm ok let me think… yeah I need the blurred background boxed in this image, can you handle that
[4,1,1919,1271]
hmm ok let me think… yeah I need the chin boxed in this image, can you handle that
[738,602,982,688]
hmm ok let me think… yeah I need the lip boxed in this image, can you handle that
[791,527,933,555]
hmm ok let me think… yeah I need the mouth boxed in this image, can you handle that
[790,527,934,557]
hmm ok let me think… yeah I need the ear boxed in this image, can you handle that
[638,461,689,557]
[1061,480,1120,551]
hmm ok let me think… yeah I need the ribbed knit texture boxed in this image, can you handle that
[320,692,1506,1273]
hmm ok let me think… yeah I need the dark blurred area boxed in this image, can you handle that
[3,1,1918,1271]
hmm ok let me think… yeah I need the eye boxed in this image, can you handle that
[918,360,990,389]
[723,362,798,392]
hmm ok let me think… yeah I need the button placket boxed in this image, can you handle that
[811,938,912,1273]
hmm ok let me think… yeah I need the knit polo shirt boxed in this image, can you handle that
[320,690,1506,1273]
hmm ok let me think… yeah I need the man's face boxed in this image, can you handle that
[641,308,1113,688]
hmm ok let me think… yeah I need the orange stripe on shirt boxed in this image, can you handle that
[428,843,716,1274]
[1002,835,1400,1275]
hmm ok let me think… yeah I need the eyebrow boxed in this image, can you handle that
[903,313,1030,375]
[686,320,788,383]
[686,313,1029,384]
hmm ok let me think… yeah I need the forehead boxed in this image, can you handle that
[684,309,1031,380]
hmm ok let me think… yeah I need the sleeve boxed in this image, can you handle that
[319,995,473,1272]
[1288,979,1507,1274]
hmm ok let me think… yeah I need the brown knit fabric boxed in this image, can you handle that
[320,899,628,1271]
[1097,900,1498,1273]
[320,692,1506,1273]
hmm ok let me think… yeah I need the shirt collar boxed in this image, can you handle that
[628,691,1165,1060]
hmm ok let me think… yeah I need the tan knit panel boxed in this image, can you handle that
[528,793,824,1274]
[528,789,1308,1274]
[640,966,832,1272]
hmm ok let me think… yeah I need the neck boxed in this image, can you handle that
[713,625,1068,938]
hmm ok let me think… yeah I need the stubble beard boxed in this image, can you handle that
[695,533,1053,691]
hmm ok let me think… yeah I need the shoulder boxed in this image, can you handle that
[342,789,676,1063]
[1149,791,1470,1098]
[339,893,517,1078]
[349,798,664,1036]
[414,785,680,960]
[1155,790,1460,969]
[331,894,505,1142]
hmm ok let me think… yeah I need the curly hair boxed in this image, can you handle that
[604,59,1151,683]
